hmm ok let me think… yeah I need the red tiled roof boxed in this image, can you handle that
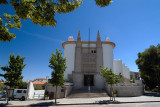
[32,82,46,85]
[130,71,139,74]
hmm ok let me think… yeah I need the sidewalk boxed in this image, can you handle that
[0,96,160,106]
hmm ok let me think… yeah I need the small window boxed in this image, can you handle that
[91,50,96,53]
[17,90,22,93]
[61,89,65,92]
[91,50,94,53]
[23,90,26,93]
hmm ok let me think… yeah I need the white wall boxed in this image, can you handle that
[102,44,114,70]
[122,63,130,80]
[27,82,45,99]
[113,60,123,75]
[113,61,131,80]
[64,44,76,79]
[122,63,126,78]
[33,90,45,99]
[27,82,34,99]
[126,67,130,79]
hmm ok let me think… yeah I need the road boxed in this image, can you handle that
[53,102,160,107]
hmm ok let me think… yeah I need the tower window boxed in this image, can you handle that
[91,50,96,53]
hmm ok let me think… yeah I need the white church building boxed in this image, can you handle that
[62,31,130,90]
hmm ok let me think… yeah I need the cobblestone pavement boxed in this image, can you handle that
[0,96,160,106]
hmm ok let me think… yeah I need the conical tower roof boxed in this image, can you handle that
[77,30,81,41]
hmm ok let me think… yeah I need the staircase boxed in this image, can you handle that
[67,89,109,98]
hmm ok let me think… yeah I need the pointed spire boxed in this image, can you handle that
[97,30,101,41]
[77,30,81,41]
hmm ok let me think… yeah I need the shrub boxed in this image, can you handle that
[152,87,159,92]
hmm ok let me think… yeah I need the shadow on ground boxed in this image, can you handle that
[0,103,8,107]
[29,102,55,107]
[144,91,160,97]
[95,100,119,104]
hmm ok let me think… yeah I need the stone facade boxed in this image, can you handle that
[62,31,131,90]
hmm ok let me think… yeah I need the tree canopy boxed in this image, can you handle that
[0,0,112,42]
[100,66,122,86]
[136,44,160,90]
[1,54,26,88]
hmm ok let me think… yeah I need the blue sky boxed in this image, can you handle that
[0,0,160,81]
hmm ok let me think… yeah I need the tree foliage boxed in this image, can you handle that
[49,48,66,104]
[0,14,22,41]
[18,81,28,89]
[100,66,122,86]
[0,82,4,91]
[136,44,160,90]
[1,54,26,88]
[0,0,112,42]
[95,0,112,7]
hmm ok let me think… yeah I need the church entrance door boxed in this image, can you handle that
[84,75,94,86]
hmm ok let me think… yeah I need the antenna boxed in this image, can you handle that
[88,27,91,92]
[88,28,90,47]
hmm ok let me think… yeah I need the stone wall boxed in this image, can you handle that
[46,83,73,98]
[105,80,144,97]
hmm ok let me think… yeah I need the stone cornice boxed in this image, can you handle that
[62,41,116,48]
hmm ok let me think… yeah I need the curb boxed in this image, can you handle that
[1,100,160,107]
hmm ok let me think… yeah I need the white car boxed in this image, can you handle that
[12,89,27,101]
[0,92,6,98]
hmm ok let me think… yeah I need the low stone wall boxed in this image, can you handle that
[33,90,45,99]
[46,82,73,98]
[105,80,144,97]
[65,85,73,97]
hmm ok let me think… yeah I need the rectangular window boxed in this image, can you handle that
[17,90,22,93]
[91,50,96,53]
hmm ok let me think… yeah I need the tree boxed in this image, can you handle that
[0,0,112,42]
[136,44,160,90]
[18,81,27,89]
[48,49,66,104]
[100,66,122,101]
[1,54,26,88]
[0,82,4,91]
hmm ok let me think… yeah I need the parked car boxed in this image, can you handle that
[0,92,6,98]
[12,89,27,101]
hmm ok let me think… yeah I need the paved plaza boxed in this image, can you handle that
[0,95,160,106]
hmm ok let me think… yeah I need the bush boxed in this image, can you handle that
[112,90,118,95]
[152,87,159,92]
[130,78,135,83]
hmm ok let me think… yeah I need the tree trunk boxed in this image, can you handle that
[110,85,113,101]
[55,86,57,104]
[6,87,9,104]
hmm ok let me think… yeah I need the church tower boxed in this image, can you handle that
[62,31,116,90]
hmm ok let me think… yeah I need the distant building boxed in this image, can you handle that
[27,76,49,90]
[33,78,48,82]
[130,71,140,80]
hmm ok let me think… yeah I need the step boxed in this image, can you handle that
[67,89,109,98]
